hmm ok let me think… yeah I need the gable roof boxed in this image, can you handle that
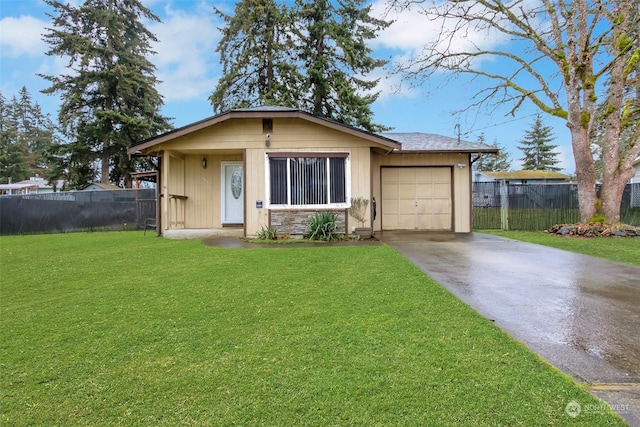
[381,132,499,154]
[480,170,571,180]
[129,107,401,154]
[129,107,499,155]
[81,183,122,191]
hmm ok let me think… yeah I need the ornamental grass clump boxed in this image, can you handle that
[304,211,338,241]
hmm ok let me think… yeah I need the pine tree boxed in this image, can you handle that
[210,0,303,112]
[211,0,390,132]
[518,114,561,171]
[473,133,512,172]
[0,93,29,184]
[40,0,172,189]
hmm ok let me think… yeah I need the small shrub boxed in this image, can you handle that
[304,211,338,241]
[256,225,277,240]
[349,196,369,228]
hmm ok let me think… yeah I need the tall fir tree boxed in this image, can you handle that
[473,133,512,172]
[211,0,390,132]
[518,114,561,171]
[296,0,390,131]
[40,0,172,189]
[0,88,60,185]
[0,93,29,184]
[210,0,302,112]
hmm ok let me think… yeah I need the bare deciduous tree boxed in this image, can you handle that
[392,0,639,223]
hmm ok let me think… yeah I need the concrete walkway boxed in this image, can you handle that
[378,231,640,426]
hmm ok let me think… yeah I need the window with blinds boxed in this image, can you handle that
[268,154,348,206]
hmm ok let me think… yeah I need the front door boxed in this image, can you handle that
[222,162,244,224]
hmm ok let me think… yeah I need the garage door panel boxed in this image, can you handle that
[398,168,415,181]
[433,183,451,198]
[382,213,398,229]
[433,168,450,182]
[398,184,415,199]
[382,167,452,231]
[398,199,415,213]
[415,183,431,195]
[415,169,433,183]
[382,183,398,198]
[397,213,417,229]
[432,213,451,229]
[433,199,451,214]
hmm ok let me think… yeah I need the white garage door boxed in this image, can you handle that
[381,167,452,230]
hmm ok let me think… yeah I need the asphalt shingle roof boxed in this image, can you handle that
[381,132,498,153]
[481,170,571,180]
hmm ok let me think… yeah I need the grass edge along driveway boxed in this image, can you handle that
[479,229,640,267]
[0,232,626,426]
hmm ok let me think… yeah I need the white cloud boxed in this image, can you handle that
[147,2,222,102]
[371,1,512,66]
[0,15,48,58]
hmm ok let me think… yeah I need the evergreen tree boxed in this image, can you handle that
[210,0,303,112]
[518,114,561,171]
[473,133,512,172]
[211,0,390,132]
[0,89,61,185]
[296,0,390,131]
[0,93,29,184]
[12,87,59,177]
[40,0,172,189]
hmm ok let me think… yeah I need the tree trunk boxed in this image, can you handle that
[600,176,628,223]
[101,153,110,184]
[567,124,597,222]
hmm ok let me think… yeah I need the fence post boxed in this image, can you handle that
[500,180,510,230]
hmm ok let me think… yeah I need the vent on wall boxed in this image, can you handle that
[263,119,273,134]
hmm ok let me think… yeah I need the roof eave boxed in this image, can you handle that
[394,148,500,154]
[128,109,401,154]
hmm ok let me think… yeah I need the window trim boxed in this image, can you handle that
[265,152,351,209]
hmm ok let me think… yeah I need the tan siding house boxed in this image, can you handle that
[128,107,497,238]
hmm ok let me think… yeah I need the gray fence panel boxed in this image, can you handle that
[0,189,156,235]
[472,182,640,230]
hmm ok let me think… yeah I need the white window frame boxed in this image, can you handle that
[265,153,351,209]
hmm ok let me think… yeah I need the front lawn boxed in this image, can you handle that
[480,230,640,267]
[0,232,625,425]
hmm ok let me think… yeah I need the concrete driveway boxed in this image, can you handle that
[379,231,640,426]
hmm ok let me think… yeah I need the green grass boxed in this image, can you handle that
[1,232,625,426]
[480,230,640,267]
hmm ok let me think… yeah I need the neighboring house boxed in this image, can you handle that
[81,183,123,191]
[0,176,60,195]
[0,182,39,195]
[632,158,640,208]
[631,157,640,184]
[128,106,497,238]
[474,170,571,184]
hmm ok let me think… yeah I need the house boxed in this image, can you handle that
[81,182,123,191]
[474,170,571,184]
[0,176,60,195]
[632,157,640,184]
[0,181,39,195]
[127,106,498,238]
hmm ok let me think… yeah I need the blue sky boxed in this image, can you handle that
[0,0,575,173]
